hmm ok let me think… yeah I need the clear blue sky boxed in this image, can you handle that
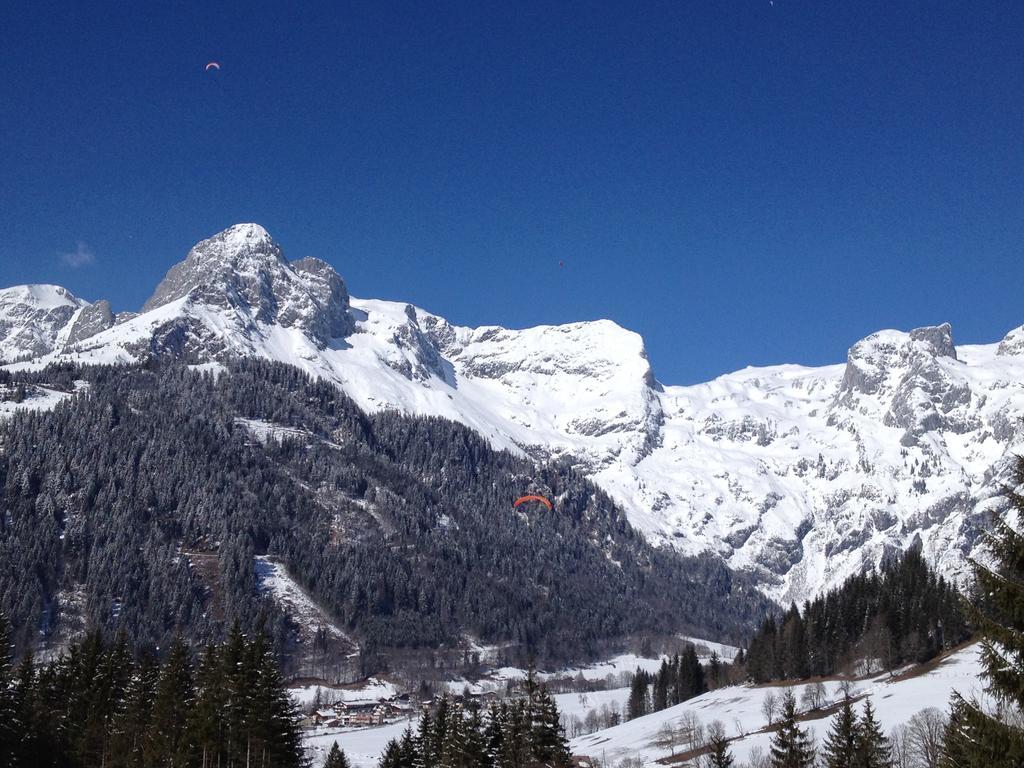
[2,1,1022,384]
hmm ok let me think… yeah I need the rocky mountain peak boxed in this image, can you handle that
[142,224,353,348]
[996,324,1024,356]
[831,322,970,443]
[909,322,957,360]
[143,223,285,312]
[0,284,87,360]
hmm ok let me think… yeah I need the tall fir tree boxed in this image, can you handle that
[822,696,858,768]
[380,739,405,768]
[325,740,353,768]
[399,726,421,768]
[416,708,438,768]
[463,701,489,768]
[0,613,19,767]
[769,691,815,768]
[705,726,735,768]
[143,638,195,768]
[246,632,303,768]
[627,670,649,720]
[484,703,506,768]
[853,698,889,768]
[942,463,1024,766]
[189,645,227,768]
[11,649,37,768]
[530,685,572,768]
[114,645,159,768]
[440,701,468,768]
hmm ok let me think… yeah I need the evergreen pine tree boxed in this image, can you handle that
[627,670,649,720]
[380,739,404,768]
[769,691,815,768]
[0,613,19,767]
[484,703,506,768]
[114,646,159,768]
[442,701,470,768]
[221,622,254,767]
[90,633,132,768]
[708,651,722,689]
[653,660,670,711]
[11,649,37,768]
[416,709,437,768]
[942,465,1024,766]
[853,698,889,768]
[325,740,352,768]
[704,726,734,768]
[463,700,489,768]
[246,632,303,768]
[189,645,226,768]
[143,638,195,768]
[399,726,420,768]
[822,696,858,768]
[497,700,531,768]
[530,685,571,768]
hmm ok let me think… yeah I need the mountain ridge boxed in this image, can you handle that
[4,223,1023,605]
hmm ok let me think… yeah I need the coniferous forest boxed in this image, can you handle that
[0,361,773,669]
[739,547,969,683]
[0,617,304,768]
[374,681,573,768]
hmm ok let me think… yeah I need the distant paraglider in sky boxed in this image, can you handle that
[513,494,553,511]
[205,62,221,71]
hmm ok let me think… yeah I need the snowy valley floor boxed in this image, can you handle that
[299,643,983,767]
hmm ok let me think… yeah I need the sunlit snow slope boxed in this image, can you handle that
[5,223,1024,604]
[570,643,985,767]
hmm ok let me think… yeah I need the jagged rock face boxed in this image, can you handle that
[143,223,353,349]
[7,224,1024,605]
[63,300,115,347]
[831,323,972,443]
[997,325,1024,356]
[0,285,86,360]
[291,257,353,341]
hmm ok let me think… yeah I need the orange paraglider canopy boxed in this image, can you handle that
[513,494,553,510]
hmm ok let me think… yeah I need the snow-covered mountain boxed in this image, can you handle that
[5,223,1024,604]
[0,284,87,360]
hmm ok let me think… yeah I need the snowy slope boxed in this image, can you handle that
[570,644,986,766]
[7,224,1024,603]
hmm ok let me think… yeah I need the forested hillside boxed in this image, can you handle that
[0,361,772,667]
[740,547,969,683]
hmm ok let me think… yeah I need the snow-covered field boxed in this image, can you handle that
[570,643,985,766]
[290,677,398,707]
[556,687,631,722]
[304,717,418,768]
[300,644,984,767]
[446,639,740,695]
[0,386,71,418]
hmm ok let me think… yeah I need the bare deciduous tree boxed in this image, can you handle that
[748,745,769,768]
[889,724,913,768]
[677,711,705,752]
[657,722,677,755]
[907,708,947,768]
[761,690,779,727]
[799,681,827,712]
[733,717,746,738]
